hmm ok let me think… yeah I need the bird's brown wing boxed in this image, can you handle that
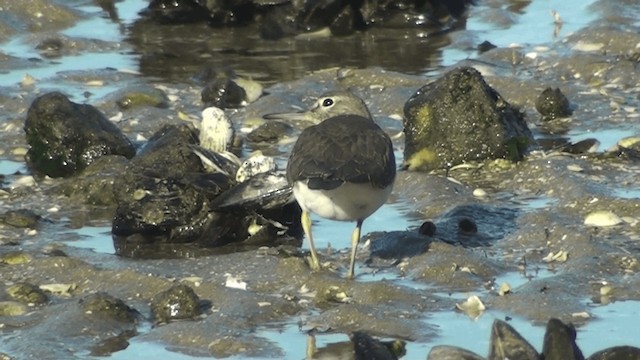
[286,115,396,190]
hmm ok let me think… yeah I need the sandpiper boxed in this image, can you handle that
[266,91,396,278]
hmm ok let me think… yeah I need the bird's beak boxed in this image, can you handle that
[263,111,320,124]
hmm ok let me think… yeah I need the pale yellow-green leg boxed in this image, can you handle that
[301,210,320,271]
[347,219,364,280]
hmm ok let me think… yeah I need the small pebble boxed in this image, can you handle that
[566,164,583,172]
[473,188,487,198]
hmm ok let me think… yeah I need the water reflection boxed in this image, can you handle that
[127,21,453,84]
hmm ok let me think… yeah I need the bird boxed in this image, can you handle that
[265,91,396,279]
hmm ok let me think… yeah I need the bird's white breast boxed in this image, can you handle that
[292,181,393,221]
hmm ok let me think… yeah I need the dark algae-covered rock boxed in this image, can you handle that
[150,284,202,323]
[24,91,136,178]
[403,67,533,171]
[80,292,139,323]
[111,124,227,245]
[535,87,572,120]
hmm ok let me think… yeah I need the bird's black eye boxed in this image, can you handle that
[322,98,334,107]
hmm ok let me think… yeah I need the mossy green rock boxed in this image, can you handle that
[403,67,533,171]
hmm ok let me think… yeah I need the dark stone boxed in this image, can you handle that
[201,77,247,108]
[488,319,539,360]
[55,155,130,206]
[150,284,202,322]
[80,292,140,323]
[587,346,640,360]
[111,123,301,256]
[24,92,136,178]
[247,121,293,143]
[352,331,405,360]
[111,124,230,243]
[535,87,572,120]
[140,0,473,39]
[368,231,432,260]
[403,67,533,172]
[478,40,497,53]
[427,345,485,360]
[0,209,41,228]
[542,318,585,360]
[144,0,211,24]
[89,330,136,357]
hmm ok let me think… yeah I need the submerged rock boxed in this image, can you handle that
[24,92,136,178]
[403,67,533,172]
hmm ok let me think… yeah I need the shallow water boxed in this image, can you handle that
[2,0,640,358]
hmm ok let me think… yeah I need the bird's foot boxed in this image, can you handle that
[307,255,321,271]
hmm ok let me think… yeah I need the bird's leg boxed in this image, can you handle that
[347,219,364,279]
[301,210,321,271]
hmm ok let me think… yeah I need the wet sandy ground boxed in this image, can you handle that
[2,0,640,358]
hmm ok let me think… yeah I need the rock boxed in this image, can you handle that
[201,77,247,109]
[150,284,202,323]
[0,301,29,316]
[111,124,231,245]
[143,0,212,24]
[6,282,48,305]
[247,121,293,143]
[367,230,432,260]
[488,319,539,360]
[535,87,572,120]
[0,209,41,228]
[89,329,136,357]
[54,155,131,206]
[427,345,485,360]
[24,92,136,178]
[587,346,640,360]
[140,0,471,39]
[115,86,170,110]
[352,331,405,360]
[403,67,533,171]
[111,123,300,256]
[80,292,139,323]
[541,318,585,360]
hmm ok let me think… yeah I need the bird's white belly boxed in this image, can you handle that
[293,181,393,221]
